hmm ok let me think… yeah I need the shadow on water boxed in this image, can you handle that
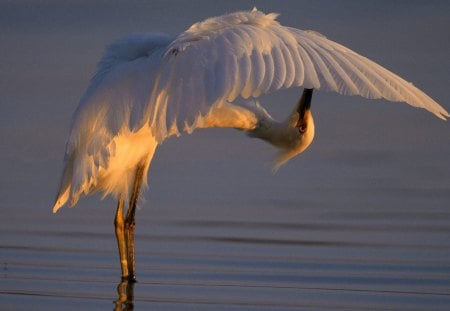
[114,281,134,311]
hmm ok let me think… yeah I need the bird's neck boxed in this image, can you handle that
[198,101,259,131]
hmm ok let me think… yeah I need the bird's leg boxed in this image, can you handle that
[114,196,129,280]
[124,164,145,282]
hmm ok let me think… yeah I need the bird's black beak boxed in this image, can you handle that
[295,88,313,133]
[296,88,313,120]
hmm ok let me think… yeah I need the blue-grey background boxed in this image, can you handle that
[1,1,449,310]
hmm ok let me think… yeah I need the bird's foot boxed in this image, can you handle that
[128,274,137,283]
[120,275,137,283]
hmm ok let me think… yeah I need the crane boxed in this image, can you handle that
[53,9,449,282]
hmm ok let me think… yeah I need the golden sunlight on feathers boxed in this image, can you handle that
[53,126,156,213]
[53,8,448,280]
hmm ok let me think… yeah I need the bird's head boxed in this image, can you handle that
[248,89,315,170]
[273,88,315,170]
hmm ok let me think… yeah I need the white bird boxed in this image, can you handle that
[53,9,449,281]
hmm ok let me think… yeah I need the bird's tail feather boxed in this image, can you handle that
[53,186,70,213]
[53,154,74,213]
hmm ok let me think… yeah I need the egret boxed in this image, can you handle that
[53,9,449,282]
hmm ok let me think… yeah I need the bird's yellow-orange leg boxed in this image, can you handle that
[124,164,145,282]
[114,197,129,280]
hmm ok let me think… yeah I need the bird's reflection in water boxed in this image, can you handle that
[114,280,135,311]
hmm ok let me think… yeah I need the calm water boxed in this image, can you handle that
[1,1,450,310]
[2,187,450,310]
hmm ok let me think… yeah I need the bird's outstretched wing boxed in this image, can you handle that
[55,9,448,210]
[145,8,447,141]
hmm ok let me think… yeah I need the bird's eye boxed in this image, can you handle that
[297,123,307,134]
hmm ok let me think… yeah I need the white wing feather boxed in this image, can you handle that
[54,33,172,210]
[146,9,448,141]
[71,9,448,145]
[55,9,448,210]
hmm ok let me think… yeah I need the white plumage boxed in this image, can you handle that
[53,8,448,280]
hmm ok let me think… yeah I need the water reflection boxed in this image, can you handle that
[114,281,134,311]
[1,213,450,310]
